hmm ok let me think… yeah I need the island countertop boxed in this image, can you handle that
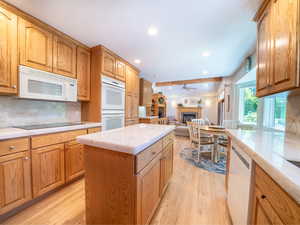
[226,129,300,204]
[77,123,175,155]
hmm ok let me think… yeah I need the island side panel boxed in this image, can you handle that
[84,146,137,225]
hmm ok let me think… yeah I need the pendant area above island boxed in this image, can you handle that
[77,124,175,225]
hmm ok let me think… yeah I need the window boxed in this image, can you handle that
[263,93,287,131]
[238,82,258,125]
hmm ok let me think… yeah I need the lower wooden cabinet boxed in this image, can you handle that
[251,165,300,225]
[160,143,173,195]
[84,132,174,225]
[0,151,32,214]
[65,141,84,182]
[137,157,161,225]
[32,144,65,198]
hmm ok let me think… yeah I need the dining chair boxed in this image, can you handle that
[187,121,214,161]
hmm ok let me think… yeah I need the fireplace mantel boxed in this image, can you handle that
[176,106,202,122]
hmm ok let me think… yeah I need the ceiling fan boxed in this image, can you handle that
[182,84,197,91]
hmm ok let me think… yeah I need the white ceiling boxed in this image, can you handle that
[6,0,262,82]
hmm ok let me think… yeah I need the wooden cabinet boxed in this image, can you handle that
[139,78,153,106]
[19,17,53,72]
[160,143,173,195]
[84,132,174,225]
[255,0,300,97]
[137,157,161,225]
[31,144,65,198]
[0,7,18,95]
[77,47,91,101]
[0,151,32,214]
[65,141,84,182]
[256,4,271,97]
[126,65,140,124]
[53,35,77,78]
[115,59,126,81]
[251,165,300,225]
[102,50,116,78]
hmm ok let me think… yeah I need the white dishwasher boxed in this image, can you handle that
[227,143,253,225]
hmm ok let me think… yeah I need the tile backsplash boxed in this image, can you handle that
[0,96,81,128]
[286,90,300,135]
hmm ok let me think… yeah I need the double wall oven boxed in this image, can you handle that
[101,76,125,131]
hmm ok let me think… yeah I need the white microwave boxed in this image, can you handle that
[19,66,77,102]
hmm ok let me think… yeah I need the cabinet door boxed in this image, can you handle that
[132,96,139,119]
[126,94,133,119]
[53,35,77,78]
[256,5,272,97]
[102,50,115,78]
[77,47,91,101]
[19,18,53,72]
[0,7,18,94]
[115,60,126,81]
[126,65,133,95]
[160,143,173,195]
[133,71,140,97]
[251,187,284,225]
[32,144,65,197]
[65,141,84,182]
[137,158,161,225]
[0,151,32,214]
[270,0,299,94]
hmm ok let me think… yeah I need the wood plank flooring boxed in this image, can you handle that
[2,136,231,225]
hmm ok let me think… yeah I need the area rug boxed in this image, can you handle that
[180,148,227,175]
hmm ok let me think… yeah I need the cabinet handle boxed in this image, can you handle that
[11,85,17,89]
[24,157,30,160]
[152,152,156,155]
[9,146,16,150]
[261,195,266,199]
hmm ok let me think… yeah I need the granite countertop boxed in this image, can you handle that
[77,123,175,155]
[226,129,300,204]
[0,122,102,141]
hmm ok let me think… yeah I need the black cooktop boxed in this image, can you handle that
[15,122,84,130]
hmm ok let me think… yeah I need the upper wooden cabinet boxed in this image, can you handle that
[19,17,53,72]
[256,4,271,97]
[53,35,77,78]
[102,50,116,77]
[0,7,18,95]
[255,0,299,97]
[115,59,126,81]
[77,47,91,101]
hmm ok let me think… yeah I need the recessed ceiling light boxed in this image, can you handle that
[202,51,211,57]
[202,70,209,75]
[148,26,158,36]
[134,59,141,64]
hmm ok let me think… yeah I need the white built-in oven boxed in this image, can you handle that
[102,111,125,131]
[19,65,77,102]
[102,76,125,110]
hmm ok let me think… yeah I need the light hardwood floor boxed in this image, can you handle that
[2,136,231,225]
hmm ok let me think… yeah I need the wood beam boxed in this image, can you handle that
[155,77,223,87]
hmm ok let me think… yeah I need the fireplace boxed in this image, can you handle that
[181,112,197,123]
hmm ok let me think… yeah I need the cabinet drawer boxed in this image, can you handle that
[87,127,101,134]
[255,165,300,225]
[32,129,87,149]
[163,132,174,149]
[136,139,163,173]
[0,138,29,156]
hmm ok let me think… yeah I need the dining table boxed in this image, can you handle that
[199,125,227,163]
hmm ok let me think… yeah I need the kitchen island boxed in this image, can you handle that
[77,124,175,225]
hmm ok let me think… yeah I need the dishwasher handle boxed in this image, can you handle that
[232,146,250,169]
